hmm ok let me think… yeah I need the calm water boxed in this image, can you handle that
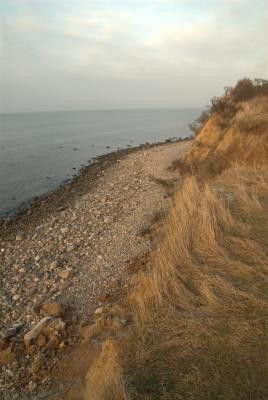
[0,108,200,217]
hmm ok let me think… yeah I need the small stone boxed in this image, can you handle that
[60,227,69,234]
[94,306,104,315]
[49,260,60,270]
[59,268,74,279]
[15,233,25,241]
[41,302,64,317]
[66,245,75,252]
[34,255,41,262]
[103,216,114,224]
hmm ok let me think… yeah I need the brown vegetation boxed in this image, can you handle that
[83,80,268,400]
[179,78,268,177]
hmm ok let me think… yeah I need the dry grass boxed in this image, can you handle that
[178,80,268,178]
[82,82,268,400]
[84,165,268,400]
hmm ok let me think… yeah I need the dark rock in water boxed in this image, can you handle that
[46,176,51,179]
[106,146,110,149]
[73,147,78,151]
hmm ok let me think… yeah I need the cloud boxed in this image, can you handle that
[1,0,267,112]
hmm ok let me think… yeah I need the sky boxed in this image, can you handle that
[1,0,267,113]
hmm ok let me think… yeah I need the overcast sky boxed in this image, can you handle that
[1,0,267,113]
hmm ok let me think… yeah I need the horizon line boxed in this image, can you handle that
[0,106,204,115]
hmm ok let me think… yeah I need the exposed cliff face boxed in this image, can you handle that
[182,92,268,176]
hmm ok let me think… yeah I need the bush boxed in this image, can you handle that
[189,109,211,136]
[231,78,268,102]
[231,78,255,102]
[189,78,268,136]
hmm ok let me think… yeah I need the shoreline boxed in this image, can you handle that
[0,139,192,398]
[0,136,192,239]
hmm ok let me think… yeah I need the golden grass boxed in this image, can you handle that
[84,165,268,400]
[83,90,268,399]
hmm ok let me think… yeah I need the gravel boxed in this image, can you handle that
[0,140,191,398]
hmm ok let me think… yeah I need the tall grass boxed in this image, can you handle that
[85,166,268,399]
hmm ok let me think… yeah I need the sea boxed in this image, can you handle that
[0,108,201,218]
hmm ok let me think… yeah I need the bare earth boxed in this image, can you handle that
[0,141,190,398]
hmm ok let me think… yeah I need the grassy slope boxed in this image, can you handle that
[84,81,268,400]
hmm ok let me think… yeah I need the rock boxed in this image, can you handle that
[66,245,75,252]
[94,306,104,315]
[15,233,25,241]
[60,227,69,234]
[59,268,74,279]
[103,216,114,224]
[41,302,64,317]
[24,317,53,346]
[34,255,41,262]
[49,260,61,270]
[2,323,24,339]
